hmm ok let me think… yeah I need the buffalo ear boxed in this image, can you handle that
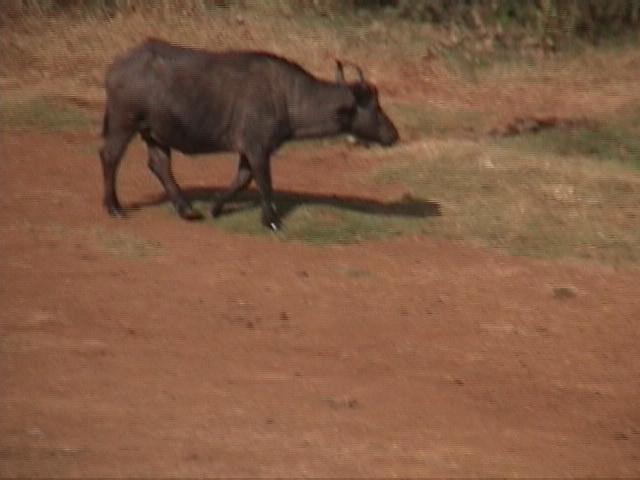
[335,60,346,84]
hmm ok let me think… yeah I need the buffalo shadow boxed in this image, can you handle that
[128,186,440,220]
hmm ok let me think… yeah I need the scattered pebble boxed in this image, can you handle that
[327,397,360,410]
[553,286,577,299]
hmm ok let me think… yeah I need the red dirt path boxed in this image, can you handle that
[1,130,639,477]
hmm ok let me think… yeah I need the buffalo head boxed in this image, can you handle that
[336,60,399,147]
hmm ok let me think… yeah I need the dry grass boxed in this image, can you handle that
[13,221,162,258]
[3,6,640,119]
[0,7,449,104]
[0,96,92,131]
[2,7,640,263]
[373,137,640,264]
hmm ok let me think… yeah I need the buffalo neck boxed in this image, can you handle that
[287,78,353,140]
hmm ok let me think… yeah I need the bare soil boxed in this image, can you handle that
[1,128,639,477]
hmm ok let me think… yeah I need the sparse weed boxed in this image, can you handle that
[15,221,162,259]
[1,97,91,132]
[99,231,162,258]
[373,138,640,264]
[193,199,424,245]
[501,125,640,170]
[388,102,484,140]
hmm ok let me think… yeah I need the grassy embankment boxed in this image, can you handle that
[2,4,640,264]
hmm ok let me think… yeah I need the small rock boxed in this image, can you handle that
[553,286,577,299]
[478,154,495,169]
[27,427,44,438]
[327,397,360,410]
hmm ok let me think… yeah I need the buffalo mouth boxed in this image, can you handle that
[379,132,400,147]
[346,135,371,148]
[381,136,399,147]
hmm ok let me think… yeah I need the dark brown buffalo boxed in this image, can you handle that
[100,38,399,230]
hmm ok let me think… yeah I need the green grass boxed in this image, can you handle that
[1,97,91,132]
[166,102,640,265]
[100,230,162,258]
[19,221,162,259]
[388,102,484,139]
[192,198,429,245]
[500,123,640,170]
[373,138,640,264]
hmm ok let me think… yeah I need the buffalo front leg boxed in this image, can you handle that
[146,141,202,220]
[246,152,279,231]
[100,129,134,217]
[211,154,253,218]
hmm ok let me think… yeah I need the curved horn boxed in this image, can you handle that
[335,60,365,85]
[352,64,365,84]
[335,60,346,84]
[342,61,365,84]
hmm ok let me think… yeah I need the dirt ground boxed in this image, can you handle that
[1,127,640,478]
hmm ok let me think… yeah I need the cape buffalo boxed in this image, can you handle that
[100,38,399,230]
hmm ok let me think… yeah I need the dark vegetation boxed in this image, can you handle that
[3,0,640,47]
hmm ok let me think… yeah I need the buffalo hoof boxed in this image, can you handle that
[177,204,203,221]
[262,216,281,232]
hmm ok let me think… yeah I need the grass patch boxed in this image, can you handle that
[188,195,434,245]
[0,97,91,132]
[280,206,410,245]
[438,41,541,84]
[501,125,640,170]
[160,101,640,260]
[17,221,161,258]
[99,230,161,258]
[388,102,485,140]
[499,106,640,170]
[373,139,640,265]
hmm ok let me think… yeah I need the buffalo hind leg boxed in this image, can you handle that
[211,154,253,218]
[100,129,134,217]
[246,151,279,231]
[146,141,202,221]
